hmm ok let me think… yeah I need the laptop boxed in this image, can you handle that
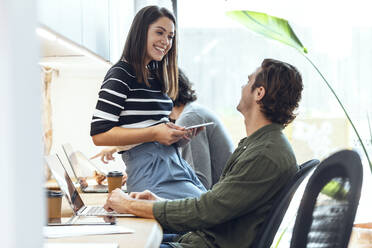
[45,154,133,217]
[61,143,109,193]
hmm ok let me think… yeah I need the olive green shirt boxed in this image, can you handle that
[153,123,298,248]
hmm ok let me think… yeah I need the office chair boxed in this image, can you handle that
[251,159,320,248]
[290,150,363,248]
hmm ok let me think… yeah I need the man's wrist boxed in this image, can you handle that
[126,198,136,214]
[126,198,156,219]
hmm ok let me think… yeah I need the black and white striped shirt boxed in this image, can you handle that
[90,61,173,136]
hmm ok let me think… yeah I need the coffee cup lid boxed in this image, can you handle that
[107,171,123,177]
[47,190,63,198]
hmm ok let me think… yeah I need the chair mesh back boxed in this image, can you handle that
[290,150,363,248]
[307,177,350,248]
[250,159,319,248]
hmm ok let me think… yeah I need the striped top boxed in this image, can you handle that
[90,61,173,137]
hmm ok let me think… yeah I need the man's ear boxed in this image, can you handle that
[255,86,266,101]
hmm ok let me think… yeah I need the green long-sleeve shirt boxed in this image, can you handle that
[153,123,298,248]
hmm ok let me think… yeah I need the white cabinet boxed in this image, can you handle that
[38,0,110,60]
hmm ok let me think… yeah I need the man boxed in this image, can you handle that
[171,69,234,189]
[104,59,304,248]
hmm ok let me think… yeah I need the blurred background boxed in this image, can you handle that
[37,0,371,222]
[2,0,371,247]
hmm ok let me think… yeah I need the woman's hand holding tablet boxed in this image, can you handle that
[185,122,214,130]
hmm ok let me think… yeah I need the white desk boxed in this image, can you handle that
[46,193,162,248]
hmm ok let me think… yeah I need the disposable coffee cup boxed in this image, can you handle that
[47,190,63,219]
[107,171,123,193]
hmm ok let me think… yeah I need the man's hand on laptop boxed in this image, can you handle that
[129,190,164,201]
[104,188,158,218]
[104,189,132,213]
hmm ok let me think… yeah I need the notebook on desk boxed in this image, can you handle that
[45,154,133,217]
[61,143,109,193]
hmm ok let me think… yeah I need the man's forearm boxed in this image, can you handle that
[128,199,155,219]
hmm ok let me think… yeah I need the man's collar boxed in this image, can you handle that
[240,123,284,145]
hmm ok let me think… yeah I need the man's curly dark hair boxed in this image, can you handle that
[173,69,197,107]
[252,59,303,126]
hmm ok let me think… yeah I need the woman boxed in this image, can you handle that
[90,6,206,199]
[94,69,234,190]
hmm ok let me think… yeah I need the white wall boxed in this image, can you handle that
[0,0,43,247]
[49,62,125,172]
[108,0,135,62]
[38,0,111,60]
[38,0,137,63]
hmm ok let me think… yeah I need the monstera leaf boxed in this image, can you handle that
[226,10,307,54]
[227,10,372,172]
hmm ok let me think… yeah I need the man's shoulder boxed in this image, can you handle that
[254,125,295,157]
[241,131,297,173]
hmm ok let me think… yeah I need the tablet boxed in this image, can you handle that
[185,122,214,130]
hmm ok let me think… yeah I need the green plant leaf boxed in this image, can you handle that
[226,10,308,54]
[321,179,348,201]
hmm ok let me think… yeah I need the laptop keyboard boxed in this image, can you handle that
[81,206,134,217]
[84,206,114,216]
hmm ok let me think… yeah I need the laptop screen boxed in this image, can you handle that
[45,154,85,213]
[74,151,107,175]
[62,143,97,177]
[61,143,78,180]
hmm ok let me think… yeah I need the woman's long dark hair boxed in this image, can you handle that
[173,69,197,107]
[121,5,178,99]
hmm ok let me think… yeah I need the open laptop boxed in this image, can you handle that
[61,143,109,193]
[45,154,133,217]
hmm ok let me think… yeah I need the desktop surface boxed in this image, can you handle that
[46,192,162,248]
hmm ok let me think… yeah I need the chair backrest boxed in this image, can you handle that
[290,150,363,248]
[251,159,320,248]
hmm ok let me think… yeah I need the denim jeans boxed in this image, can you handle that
[160,233,182,248]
